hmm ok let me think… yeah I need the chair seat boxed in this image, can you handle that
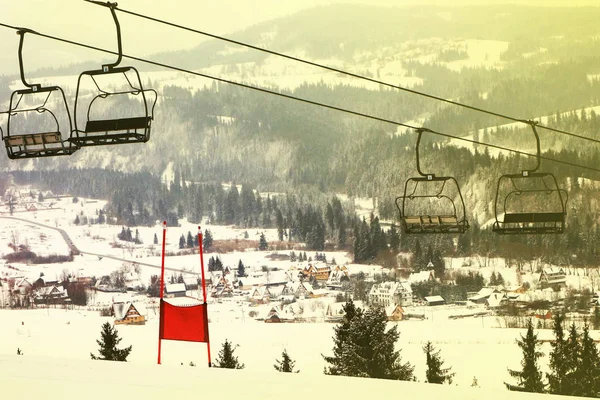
[85,117,150,133]
[6,132,61,147]
[502,212,564,224]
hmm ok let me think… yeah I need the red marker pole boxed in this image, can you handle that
[157,221,167,365]
[198,226,212,367]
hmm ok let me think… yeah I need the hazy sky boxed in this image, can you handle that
[1,0,599,76]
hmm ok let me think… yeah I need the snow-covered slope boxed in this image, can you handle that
[0,354,581,400]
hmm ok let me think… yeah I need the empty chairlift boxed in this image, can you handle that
[2,30,77,159]
[71,2,157,147]
[396,128,469,234]
[493,122,567,234]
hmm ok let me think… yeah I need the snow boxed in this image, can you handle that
[0,353,577,400]
[1,191,599,395]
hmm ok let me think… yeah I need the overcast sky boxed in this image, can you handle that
[1,0,599,76]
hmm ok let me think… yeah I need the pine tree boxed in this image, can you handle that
[179,234,186,249]
[563,323,582,396]
[186,231,194,248]
[576,323,600,397]
[323,302,413,380]
[214,339,244,369]
[323,299,360,375]
[594,307,600,330]
[423,341,455,384]
[259,233,268,251]
[203,229,213,251]
[505,319,545,393]
[90,322,132,361]
[237,259,245,277]
[547,312,568,395]
[274,349,299,373]
[153,233,158,245]
[74,215,80,225]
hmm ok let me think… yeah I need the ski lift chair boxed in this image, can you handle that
[71,2,157,147]
[2,30,77,159]
[396,128,469,234]
[492,122,567,234]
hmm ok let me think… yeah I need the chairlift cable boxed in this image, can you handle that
[0,22,599,172]
[96,1,600,146]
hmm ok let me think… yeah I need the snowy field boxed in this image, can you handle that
[0,306,572,391]
[0,189,598,396]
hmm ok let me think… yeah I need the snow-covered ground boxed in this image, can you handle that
[1,188,599,395]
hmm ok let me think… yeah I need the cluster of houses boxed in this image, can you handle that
[0,274,70,307]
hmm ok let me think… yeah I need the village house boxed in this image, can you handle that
[408,270,435,285]
[249,286,271,304]
[424,295,445,306]
[113,302,146,325]
[325,301,366,322]
[164,283,186,298]
[539,267,566,289]
[326,266,349,289]
[468,287,499,304]
[385,305,405,321]
[368,281,413,307]
[33,285,69,305]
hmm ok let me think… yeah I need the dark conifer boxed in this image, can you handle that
[90,322,132,361]
[274,349,299,373]
[424,341,455,384]
[505,319,545,393]
[214,339,244,369]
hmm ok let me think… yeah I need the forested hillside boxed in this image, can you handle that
[3,4,600,264]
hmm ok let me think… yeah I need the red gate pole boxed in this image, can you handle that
[157,221,167,365]
[198,226,212,367]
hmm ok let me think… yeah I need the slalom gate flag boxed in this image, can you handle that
[158,223,212,365]
[159,300,209,343]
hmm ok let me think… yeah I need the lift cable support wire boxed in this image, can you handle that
[92,0,600,146]
[0,22,599,173]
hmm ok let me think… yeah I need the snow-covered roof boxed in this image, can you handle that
[163,297,203,307]
[468,287,495,301]
[425,295,445,303]
[112,302,147,320]
[165,283,187,293]
[408,271,433,284]
[486,293,506,308]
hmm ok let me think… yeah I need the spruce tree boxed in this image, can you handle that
[423,341,455,384]
[575,323,600,397]
[505,319,545,393]
[214,339,244,369]
[323,299,359,375]
[274,349,299,373]
[179,234,186,249]
[203,229,213,251]
[90,322,132,361]
[547,312,568,395]
[323,302,413,380]
[237,260,245,277]
[259,233,268,250]
[153,233,158,245]
[563,323,582,396]
[186,231,194,248]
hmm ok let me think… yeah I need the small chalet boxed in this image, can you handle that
[308,288,328,299]
[424,295,445,306]
[325,301,365,322]
[539,267,566,289]
[165,283,187,298]
[33,285,68,305]
[315,266,331,281]
[486,292,507,308]
[33,274,59,289]
[468,287,498,304]
[14,278,33,295]
[113,302,146,325]
[250,286,271,304]
[385,305,405,321]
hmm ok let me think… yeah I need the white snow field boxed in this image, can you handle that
[0,353,580,400]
